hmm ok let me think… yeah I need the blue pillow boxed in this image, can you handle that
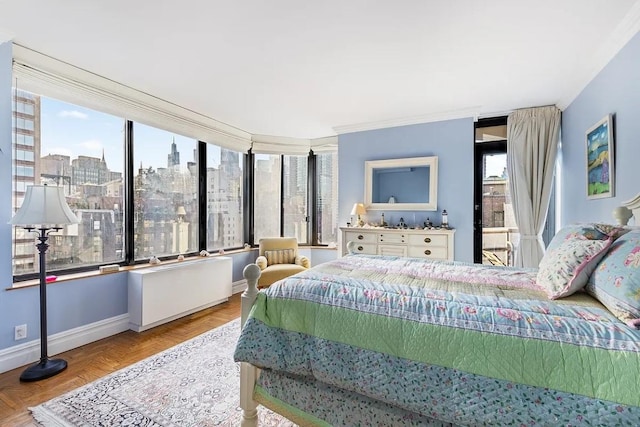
[586,230,640,326]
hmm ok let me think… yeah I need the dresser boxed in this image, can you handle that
[340,227,455,261]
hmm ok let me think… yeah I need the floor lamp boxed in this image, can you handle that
[10,184,79,382]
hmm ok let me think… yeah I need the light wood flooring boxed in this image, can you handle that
[0,293,241,426]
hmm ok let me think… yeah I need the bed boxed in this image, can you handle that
[234,223,640,426]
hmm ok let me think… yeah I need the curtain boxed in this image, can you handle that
[507,106,561,268]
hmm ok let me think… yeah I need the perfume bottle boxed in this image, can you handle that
[381,213,387,227]
[441,210,448,228]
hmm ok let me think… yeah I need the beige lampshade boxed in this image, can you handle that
[10,185,79,227]
[350,203,366,216]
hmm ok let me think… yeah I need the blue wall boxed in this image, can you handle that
[338,118,475,262]
[562,32,640,224]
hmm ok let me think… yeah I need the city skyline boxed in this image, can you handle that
[39,97,224,171]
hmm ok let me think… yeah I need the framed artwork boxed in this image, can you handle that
[586,114,614,199]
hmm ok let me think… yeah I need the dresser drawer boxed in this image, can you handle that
[378,245,407,257]
[407,245,448,260]
[407,234,448,247]
[378,233,407,244]
[345,231,376,244]
[350,242,377,255]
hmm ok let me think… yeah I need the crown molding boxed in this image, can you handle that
[332,106,480,135]
[557,1,640,109]
[251,134,338,154]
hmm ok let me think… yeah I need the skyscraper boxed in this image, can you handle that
[11,89,41,273]
[167,138,180,168]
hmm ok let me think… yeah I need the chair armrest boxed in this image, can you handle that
[256,256,268,270]
[295,255,310,269]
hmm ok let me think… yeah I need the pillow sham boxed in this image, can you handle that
[265,248,296,265]
[545,223,627,254]
[586,230,640,325]
[537,235,613,299]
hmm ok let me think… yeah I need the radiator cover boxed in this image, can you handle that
[127,256,232,331]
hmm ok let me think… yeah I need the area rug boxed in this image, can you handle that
[30,318,295,426]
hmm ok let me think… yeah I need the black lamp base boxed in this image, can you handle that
[19,358,67,382]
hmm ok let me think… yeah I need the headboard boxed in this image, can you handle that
[613,193,640,225]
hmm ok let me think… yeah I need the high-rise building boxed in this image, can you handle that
[167,138,180,168]
[11,89,41,273]
[71,154,110,187]
[206,148,243,249]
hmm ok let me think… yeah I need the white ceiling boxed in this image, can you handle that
[1,0,639,139]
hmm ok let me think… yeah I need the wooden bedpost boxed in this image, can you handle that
[240,263,261,427]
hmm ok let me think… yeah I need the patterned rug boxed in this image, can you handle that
[30,318,295,426]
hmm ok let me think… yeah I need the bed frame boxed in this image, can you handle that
[239,263,261,427]
[238,241,359,426]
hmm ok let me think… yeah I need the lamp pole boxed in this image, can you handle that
[19,226,68,382]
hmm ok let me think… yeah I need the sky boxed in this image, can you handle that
[485,153,507,178]
[40,98,221,173]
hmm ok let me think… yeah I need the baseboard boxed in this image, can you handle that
[0,313,130,375]
[1,281,248,375]
[232,279,247,294]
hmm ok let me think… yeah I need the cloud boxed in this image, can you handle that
[58,110,88,119]
[79,139,103,152]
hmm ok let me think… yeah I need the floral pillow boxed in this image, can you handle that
[545,223,627,254]
[537,235,613,299]
[586,230,640,326]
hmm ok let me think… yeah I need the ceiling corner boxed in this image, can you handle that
[557,0,640,109]
[0,27,14,44]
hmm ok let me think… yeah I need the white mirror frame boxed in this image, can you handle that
[364,156,438,211]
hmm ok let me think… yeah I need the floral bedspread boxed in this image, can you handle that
[234,254,640,425]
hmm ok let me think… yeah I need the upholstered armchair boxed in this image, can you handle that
[255,237,310,288]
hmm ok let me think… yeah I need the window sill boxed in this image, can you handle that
[7,249,253,291]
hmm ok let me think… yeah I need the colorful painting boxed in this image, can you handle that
[586,115,614,199]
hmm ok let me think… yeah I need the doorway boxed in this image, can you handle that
[473,117,519,265]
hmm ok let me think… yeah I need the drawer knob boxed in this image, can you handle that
[358,235,364,240]
[424,249,431,255]
[358,246,364,251]
[424,237,431,243]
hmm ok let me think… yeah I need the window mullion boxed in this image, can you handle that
[124,120,135,265]
[198,141,207,252]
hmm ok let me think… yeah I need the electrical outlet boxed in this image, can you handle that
[15,324,27,340]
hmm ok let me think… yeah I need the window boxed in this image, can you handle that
[11,90,125,275]
[315,151,338,245]
[253,154,281,242]
[10,52,341,280]
[283,155,308,243]
[133,125,199,259]
[206,145,244,251]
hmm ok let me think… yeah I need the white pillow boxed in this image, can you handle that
[537,236,613,299]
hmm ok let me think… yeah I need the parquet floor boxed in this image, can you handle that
[0,293,241,426]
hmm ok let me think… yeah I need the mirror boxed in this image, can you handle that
[364,156,438,211]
